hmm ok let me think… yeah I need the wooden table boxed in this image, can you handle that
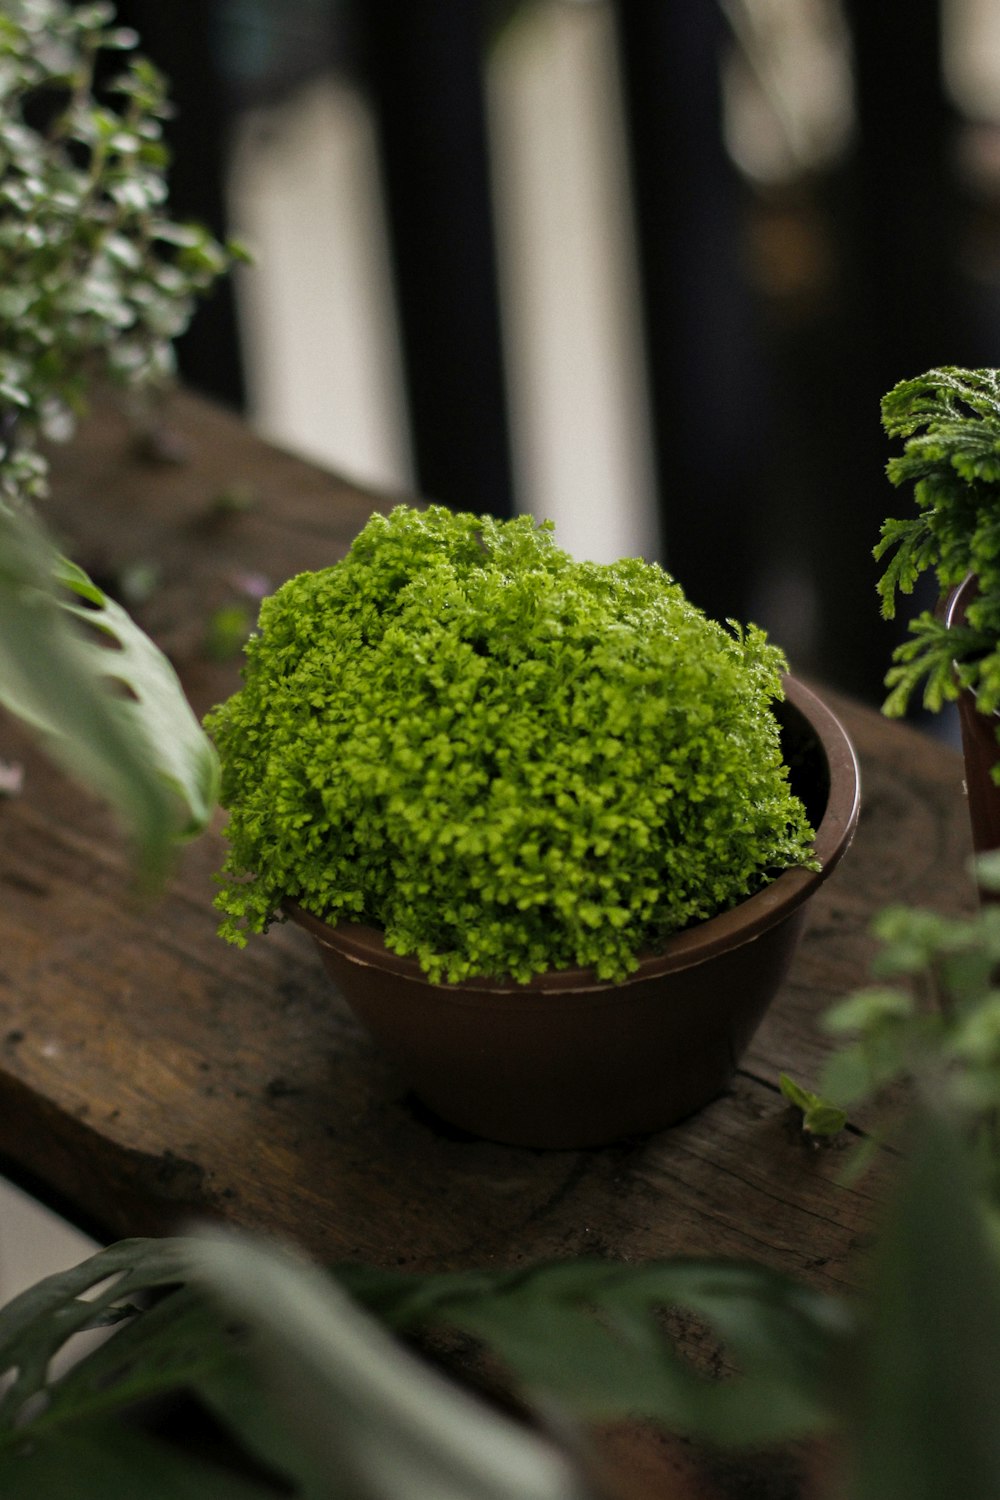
[0,389,977,1497]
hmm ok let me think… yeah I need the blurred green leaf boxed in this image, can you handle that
[0,504,218,882]
[343,1254,851,1447]
[0,1237,310,1497]
[204,603,252,663]
[976,851,1000,892]
[0,1232,589,1499]
[846,1112,1000,1500]
[0,1424,274,1500]
[190,1232,587,1500]
[0,1237,196,1433]
[13,1163,1000,1500]
[0,1225,855,1497]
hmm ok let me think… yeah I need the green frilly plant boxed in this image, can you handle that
[207,505,817,984]
[875,365,1000,723]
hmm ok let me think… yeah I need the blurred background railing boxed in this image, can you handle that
[108,0,1000,708]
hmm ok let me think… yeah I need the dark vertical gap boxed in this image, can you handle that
[613,1,765,626]
[108,0,247,409]
[357,0,515,518]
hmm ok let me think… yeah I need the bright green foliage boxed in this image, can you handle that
[875,366,1000,721]
[0,0,244,505]
[207,505,816,983]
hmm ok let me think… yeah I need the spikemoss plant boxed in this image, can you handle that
[206,506,817,984]
[875,366,1000,721]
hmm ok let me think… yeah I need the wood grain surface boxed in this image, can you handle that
[0,389,977,1498]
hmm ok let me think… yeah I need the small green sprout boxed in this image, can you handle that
[779,1074,848,1138]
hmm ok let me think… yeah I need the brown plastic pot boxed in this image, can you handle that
[287,676,860,1148]
[943,575,1000,857]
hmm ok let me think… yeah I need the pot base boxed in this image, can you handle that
[298,904,809,1149]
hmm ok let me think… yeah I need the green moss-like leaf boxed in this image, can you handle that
[0,504,217,883]
[206,507,816,983]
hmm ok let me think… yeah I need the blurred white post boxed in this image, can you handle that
[486,0,659,563]
[227,77,413,494]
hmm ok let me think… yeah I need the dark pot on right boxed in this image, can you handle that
[944,574,1000,855]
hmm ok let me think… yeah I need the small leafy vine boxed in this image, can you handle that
[0,0,244,508]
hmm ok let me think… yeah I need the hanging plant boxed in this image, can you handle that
[0,0,244,505]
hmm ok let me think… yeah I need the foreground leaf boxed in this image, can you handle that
[344,1255,852,1447]
[846,1111,1000,1500]
[0,504,218,883]
[0,1424,275,1500]
[0,1228,855,1495]
[0,1234,588,1500]
[0,1237,328,1496]
[189,1232,588,1500]
[0,1237,199,1436]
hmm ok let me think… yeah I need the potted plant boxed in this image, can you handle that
[0,0,243,507]
[874,366,1000,853]
[206,505,859,1148]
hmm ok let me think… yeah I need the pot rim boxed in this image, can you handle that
[284,674,860,996]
